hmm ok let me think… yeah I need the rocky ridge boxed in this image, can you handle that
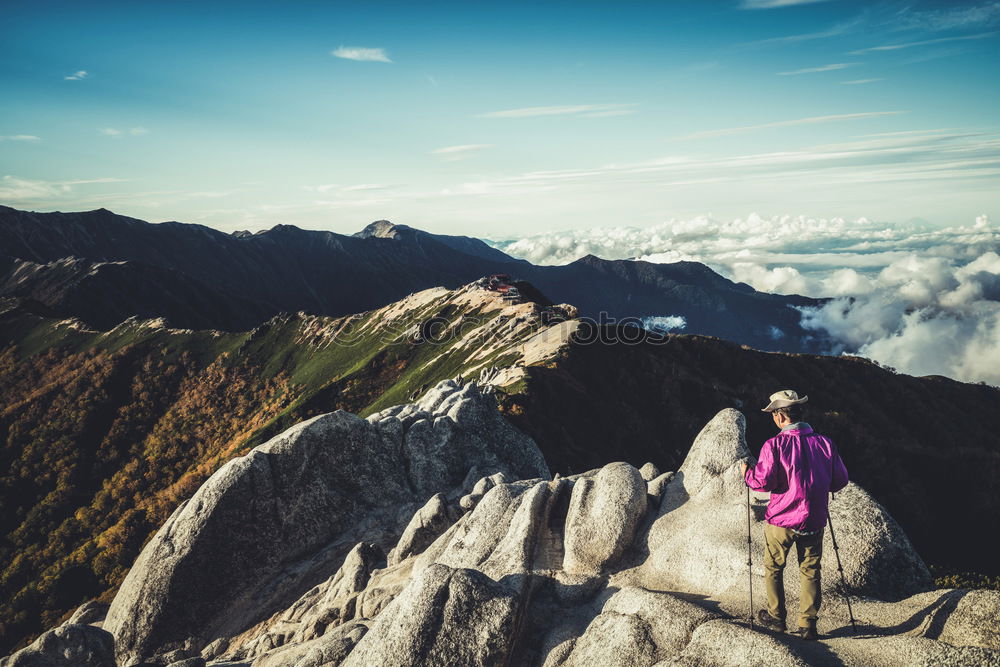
[6,380,997,667]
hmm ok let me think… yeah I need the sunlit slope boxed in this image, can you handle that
[0,281,574,653]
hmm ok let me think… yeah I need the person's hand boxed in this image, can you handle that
[740,461,749,476]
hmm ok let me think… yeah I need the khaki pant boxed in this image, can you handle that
[764,522,823,629]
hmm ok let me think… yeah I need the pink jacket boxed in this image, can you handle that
[744,424,849,532]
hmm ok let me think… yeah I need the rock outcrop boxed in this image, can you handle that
[103,380,547,666]
[563,462,647,575]
[638,409,932,604]
[20,380,995,667]
[0,624,115,667]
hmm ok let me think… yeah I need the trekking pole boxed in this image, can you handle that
[827,493,858,635]
[746,484,754,629]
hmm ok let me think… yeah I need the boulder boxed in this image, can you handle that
[250,621,369,667]
[459,472,506,511]
[166,658,206,667]
[827,483,933,600]
[638,409,932,605]
[562,612,657,666]
[673,619,810,667]
[646,472,673,501]
[563,463,647,575]
[0,624,114,667]
[598,587,719,656]
[63,601,108,627]
[387,494,454,566]
[104,380,548,666]
[341,564,521,667]
[235,542,381,660]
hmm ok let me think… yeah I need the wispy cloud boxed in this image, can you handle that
[100,127,150,137]
[740,14,865,46]
[0,135,41,142]
[0,175,127,203]
[777,62,859,75]
[331,46,392,62]
[893,2,1000,32]
[340,183,391,192]
[64,70,88,80]
[678,111,905,139]
[850,31,998,55]
[440,128,999,202]
[742,27,847,46]
[841,78,882,85]
[431,144,493,161]
[741,0,834,8]
[301,183,392,193]
[478,104,636,119]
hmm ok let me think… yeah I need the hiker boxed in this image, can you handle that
[740,389,849,640]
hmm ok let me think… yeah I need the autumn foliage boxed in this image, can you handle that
[0,344,293,653]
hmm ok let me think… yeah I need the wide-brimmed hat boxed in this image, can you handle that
[762,389,809,412]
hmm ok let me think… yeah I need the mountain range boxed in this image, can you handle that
[2,279,998,655]
[0,206,818,352]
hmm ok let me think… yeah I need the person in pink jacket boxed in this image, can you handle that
[740,389,849,640]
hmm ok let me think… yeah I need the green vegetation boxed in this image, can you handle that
[0,292,548,653]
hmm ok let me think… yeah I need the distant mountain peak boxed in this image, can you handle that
[266,223,305,234]
[354,220,414,239]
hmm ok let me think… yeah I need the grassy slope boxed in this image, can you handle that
[0,289,547,653]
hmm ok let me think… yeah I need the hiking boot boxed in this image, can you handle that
[788,625,819,640]
[756,609,786,632]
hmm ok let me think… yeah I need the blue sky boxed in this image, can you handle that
[1,0,999,234]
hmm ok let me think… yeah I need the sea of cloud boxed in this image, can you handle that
[489,214,1000,385]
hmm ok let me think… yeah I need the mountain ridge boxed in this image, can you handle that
[0,205,820,351]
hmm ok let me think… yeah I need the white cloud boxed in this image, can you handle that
[841,78,882,85]
[729,263,812,295]
[100,127,149,137]
[301,183,338,193]
[478,104,636,119]
[446,128,998,204]
[678,111,903,139]
[0,175,127,203]
[340,183,390,192]
[741,0,834,8]
[850,31,998,55]
[301,183,392,193]
[331,46,392,63]
[64,70,88,80]
[431,144,492,161]
[642,315,687,332]
[778,62,859,75]
[492,212,1000,384]
[0,135,41,142]
[740,22,857,46]
[799,250,1000,385]
[893,2,1000,32]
